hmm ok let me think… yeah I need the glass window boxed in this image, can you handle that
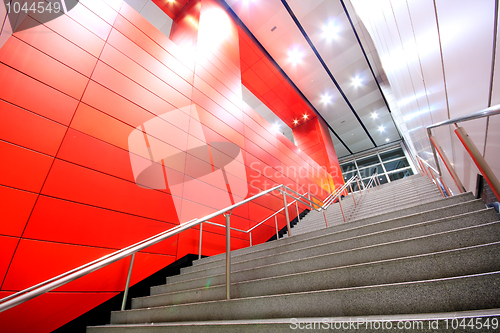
[356,155,380,168]
[380,148,405,161]
[384,158,410,171]
[388,169,413,181]
[342,171,356,182]
[340,162,356,173]
[377,175,389,185]
[358,164,384,178]
[350,182,360,192]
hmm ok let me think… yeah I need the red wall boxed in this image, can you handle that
[0,0,337,331]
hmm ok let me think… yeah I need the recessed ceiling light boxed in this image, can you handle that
[352,76,363,87]
[322,19,341,41]
[288,46,303,65]
[303,114,308,120]
[371,112,378,119]
[272,123,280,132]
[167,0,175,3]
[321,93,332,105]
[293,119,299,125]
[379,125,385,132]
[385,138,390,142]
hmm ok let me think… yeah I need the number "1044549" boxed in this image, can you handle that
[5,1,66,14]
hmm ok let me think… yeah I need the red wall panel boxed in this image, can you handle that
[34,9,108,58]
[0,186,37,237]
[0,37,89,100]
[0,101,67,156]
[0,63,79,126]
[0,141,54,193]
[66,1,113,40]
[0,236,19,283]
[15,16,99,77]
[24,195,177,255]
[41,159,177,222]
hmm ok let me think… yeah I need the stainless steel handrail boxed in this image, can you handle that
[0,183,321,313]
[323,176,353,208]
[0,169,367,313]
[416,155,439,175]
[323,177,353,205]
[202,192,308,233]
[426,104,500,200]
[416,155,449,198]
[427,104,500,130]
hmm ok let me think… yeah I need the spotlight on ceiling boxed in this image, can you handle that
[303,114,309,120]
[321,93,332,105]
[293,119,299,125]
[272,123,281,133]
[288,46,304,65]
[385,138,390,142]
[379,125,385,132]
[371,112,378,119]
[352,76,363,87]
[322,19,341,41]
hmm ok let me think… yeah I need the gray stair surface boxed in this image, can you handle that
[88,175,500,332]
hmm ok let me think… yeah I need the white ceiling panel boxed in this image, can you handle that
[226,0,414,158]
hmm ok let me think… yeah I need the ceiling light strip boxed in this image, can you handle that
[339,0,401,140]
[281,0,377,148]
[220,0,353,154]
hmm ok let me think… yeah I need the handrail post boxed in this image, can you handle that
[440,176,452,197]
[429,135,466,193]
[427,128,443,176]
[355,178,362,195]
[198,222,203,260]
[225,212,231,300]
[428,167,445,198]
[323,210,329,227]
[423,162,432,181]
[282,190,292,237]
[274,215,279,240]
[417,158,426,177]
[121,253,135,311]
[249,232,252,247]
[455,126,500,201]
[295,201,300,223]
[349,183,356,206]
[338,197,346,223]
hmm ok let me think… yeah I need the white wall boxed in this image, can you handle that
[350,0,500,195]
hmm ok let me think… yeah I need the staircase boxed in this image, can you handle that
[288,174,443,236]
[88,175,500,332]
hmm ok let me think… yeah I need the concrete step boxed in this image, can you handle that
[185,199,487,275]
[88,309,500,333]
[297,193,476,232]
[290,185,444,231]
[110,271,500,324]
[192,194,477,269]
[355,178,437,196]
[133,242,500,308]
[290,191,455,234]
[161,210,498,291]
[191,184,465,270]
